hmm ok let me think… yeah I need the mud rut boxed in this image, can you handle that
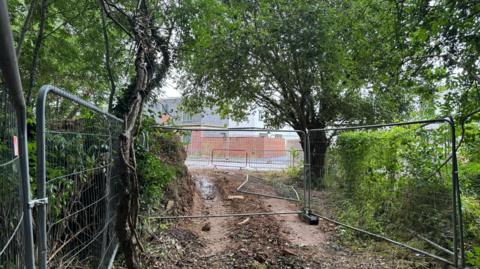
[138,170,436,268]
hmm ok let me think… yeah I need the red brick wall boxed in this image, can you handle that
[186,133,287,158]
[286,139,303,151]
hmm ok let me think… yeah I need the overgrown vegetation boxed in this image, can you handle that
[458,121,480,266]
[319,124,480,267]
[136,118,191,215]
[2,0,479,267]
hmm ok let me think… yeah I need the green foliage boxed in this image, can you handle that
[325,122,480,266]
[178,0,413,130]
[458,122,480,267]
[326,125,456,248]
[136,116,187,210]
[462,196,480,246]
[466,246,480,268]
[284,164,302,183]
[7,0,132,108]
[283,148,302,181]
[137,152,176,209]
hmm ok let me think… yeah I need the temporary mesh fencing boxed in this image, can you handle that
[308,119,463,267]
[0,78,24,268]
[35,86,123,268]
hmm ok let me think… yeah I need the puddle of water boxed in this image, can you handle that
[195,175,216,200]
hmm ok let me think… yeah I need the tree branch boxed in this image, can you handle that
[26,0,48,106]
[16,0,37,59]
[99,0,133,38]
[97,0,117,112]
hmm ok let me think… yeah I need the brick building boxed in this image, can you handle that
[147,98,302,160]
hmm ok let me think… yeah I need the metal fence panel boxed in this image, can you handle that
[0,3,35,267]
[150,127,307,220]
[0,84,24,269]
[36,85,122,269]
[182,129,305,171]
[308,119,464,267]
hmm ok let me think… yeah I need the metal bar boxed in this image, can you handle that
[156,126,306,135]
[447,117,465,267]
[0,2,36,268]
[47,163,113,184]
[143,211,302,219]
[304,131,310,211]
[45,130,111,137]
[58,220,112,268]
[107,245,119,269]
[291,186,300,201]
[313,213,455,266]
[36,88,50,269]
[52,194,108,226]
[414,232,454,256]
[309,118,450,132]
[449,117,459,268]
[237,189,301,202]
[100,117,113,269]
[37,85,123,122]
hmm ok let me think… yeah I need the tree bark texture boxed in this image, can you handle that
[103,1,171,268]
[116,34,151,269]
[308,129,329,187]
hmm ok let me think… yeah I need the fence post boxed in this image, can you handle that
[99,115,113,268]
[0,2,36,268]
[302,131,309,211]
[35,87,49,269]
[447,116,465,268]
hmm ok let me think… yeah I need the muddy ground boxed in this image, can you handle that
[126,169,441,269]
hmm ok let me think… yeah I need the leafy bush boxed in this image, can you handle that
[324,125,457,251]
[137,151,176,209]
[284,161,303,182]
[466,245,480,267]
[136,116,187,211]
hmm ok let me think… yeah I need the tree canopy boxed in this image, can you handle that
[178,0,479,128]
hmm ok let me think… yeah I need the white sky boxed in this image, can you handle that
[160,71,182,98]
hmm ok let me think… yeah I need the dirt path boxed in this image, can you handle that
[190,172,229,255]
[137,169,437,268]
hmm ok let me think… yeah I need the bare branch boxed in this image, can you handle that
[16,0,37,59]
[99,0,133,38]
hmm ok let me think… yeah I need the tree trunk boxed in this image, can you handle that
[115,41,151,269]
[111,6,170,269]
[307,129,329,188]
[99,1,172,267]
[116,94,143,269]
